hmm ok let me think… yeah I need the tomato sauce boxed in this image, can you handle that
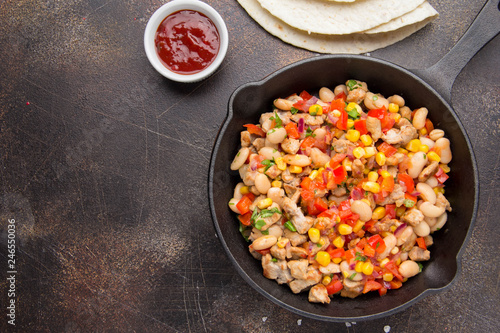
[154,10,220,75]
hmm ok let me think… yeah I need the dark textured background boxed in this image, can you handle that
[0,0,498,332]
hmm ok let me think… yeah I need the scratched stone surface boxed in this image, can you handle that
[0,0,499,332]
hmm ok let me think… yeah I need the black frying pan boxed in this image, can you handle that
[209,0,499,321]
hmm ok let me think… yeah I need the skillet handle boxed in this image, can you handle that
[411,0,500,103]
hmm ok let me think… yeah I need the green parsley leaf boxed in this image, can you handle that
[355,252,367,262]
[349,272,357,280]
[417,262,423,272]
[271,257,278,262]
[261,159,276,171]
[305,127,316,137]
[239,223,250,242]
[270,111,283,128]
[260,207,281,218]
[346,79,361,91]
[261,229,269,235]
[254,219,266,230]
[284,221,297,232]
[291,107,299,115]
[347,108,360,119]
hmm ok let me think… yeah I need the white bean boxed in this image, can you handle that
[264,138,279,150]
[266,127,287,144]
[398,260,420,278]
[319,87,335,103]
[350,200,373,222]
[340,261,363,281]
[419,136,435,149]
[258,147,281,161]
[388,95,405,107]
[424,216,437,227]
[416,182,436,204]
[252,235,278,250]
[435,138,452,164]
[412,107,428,129]
[378,234,397,259]
[397,226,414,246]
[310,148,331,168]
[233,182,245,200]
[267,187,285,207]
[425,176,439,188]
[431,212,448,232]
[231,147,250,170]
[283,154,312,167]
[255,173,271,194]
[364,92,388,110]
[408,152,428,179]
[414,221,431,237]
[273,98,293,111]
[313,128,327,142]
[399,106,412,120]
[334,84,348,97]
[429,129,445,141]
[419,201,446,218]
[228,198,241,214]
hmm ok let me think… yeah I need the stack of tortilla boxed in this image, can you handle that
[237,0,438,54]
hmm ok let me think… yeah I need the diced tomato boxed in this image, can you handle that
[301,189,315,202]
[397,173,415,193]
[344,248,356,261]
[367,234,386,254]
[379,174,395,195]
[435,168,449,184]
[313,197,329,213]
[292,99,308,112]
[385,204,396,219]
[285,122,300,139]
[381,112,396,131]
[300,177,312,190]
[236,193,255,215]
[356,238,367,250]
[354,118,368,135]
[384,261,403,281]
[299,90,313,100]
[363,244,376,257]
[336,110,349,130]
[327,246,345,258]
[238,212,252,226]
[334,92,347,101]
[318,209,338,220]
[404,192,417,206]
[330,98,346,112]
[332,165,347,184]
[328,153,346,169]
[367,106,386,120]
[243,124,266,137]
[326,279,344,295]
[306,200,321,216]
[389,280,403,289]
[416,237,427,250]
[363,280,383,294]
[300,136,316,150]
[377,142,397,157]
[425,118,434,133]
[378,287,388,296]
[255,248,271,256]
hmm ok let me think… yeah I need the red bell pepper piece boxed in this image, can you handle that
[354,118,368,135]
[236,193,255,215]
[377,142,397,157]
[363,280,383,294]
[326,279,343,295]
[243,124,266,137]
[285,122,300,139]
[336,110,349,130]
[367,234,386,254]
[332,165,347,184]
[397,173,415,193]
[238,212,252,226]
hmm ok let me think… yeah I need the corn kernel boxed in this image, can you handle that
[363,167,370,175]
[322,275,332,286]
[342,158,352,171]
[346,129,360,142]
[355,261,364,273]
[419,128,428,136]
[406,139,422,152]
[347,119,355,129]
[289,166,303,173]
[379,170,391,179]
[360,134,373,146]
[408,152,415,159]
[308,228,321,244]
[257,198,273,209]
[396,206,406,217]
[380,231,391,238]
[333,236,345,248]
[332,109,341,118]
[353,147,365,159]
[375,152,386,166]
[390,225,397,232]
[333,257,342,264]
[315,251,331,267]
[393,113,402,123]
[391,247,399,255]
[277,237,289,248]
[309,170,319,180]
[368,171,379,182]
[353,220,365,233]
[427,151,441,162]
[364,147,377,158]
[317,167,325,175]
[240,186,250,195]
[309,104,323,116]
[396,257,401,266]
[334,128,344,139]
[397,147,408,155]
[388,103,399,113]
[361,199,371,206]
[419,144,429,153]
[342,271,350,279]
[362,181,381,194]
[257,167,266,173]
[346,102,360,112]
[380,258,390,268]
[275,157,287,170]
[402,277,408,282]
[434,187,445,195]
[372,206,386,220]
[338,224,353,235]
[318,237,326,247]
[440,164,451,173]
[383,273,394,282]
[271,180,282,188]
[362,262,374,275]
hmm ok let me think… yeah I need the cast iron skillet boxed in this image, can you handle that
[209,0,499,321]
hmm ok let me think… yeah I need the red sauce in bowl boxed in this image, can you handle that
[154,10,220,75]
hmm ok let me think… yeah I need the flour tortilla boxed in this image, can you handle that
[238,0,436,54]
[256,0,426,35]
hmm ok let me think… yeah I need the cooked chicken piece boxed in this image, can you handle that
[346,88,366,104]
[242,170,258,186]
[252,138,265,151]
[351,159,364,178]
[340,278,364,298]
[331,139,354,154]
[265,165,282,179]
[283,183,300,199]
[309,236,330,256]
[377,184,405,207]
[400,125,418,145]
[396,117,412,128]
[282,197,313,234]
[366,116,382,141]
[262,254,293,284]
[318,262,341,275]
[281,168,295,183]
[401,232,417,252]
[435,192,452,212]
[418,161,439,182]
[332,185,347,197]
[270,245,286,260]
[284,229,308,246]
[281,137,301,154]
[409,246,431,261]
[401,208,425,227]
[290,113,325,126]
[382,128,404,145]
[386,153,405,166]
[260,203,283,231]
[423,235,434,247]
[372,218,399,233]
[241,131,251,147]
[248,246,262,260]
[288,266,322,293]
[287,259,309,279]
[308,284,331,304]
[313,217,335,231]
[286,246,308,260]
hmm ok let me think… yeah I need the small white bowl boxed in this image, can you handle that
[144,0,228,83]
